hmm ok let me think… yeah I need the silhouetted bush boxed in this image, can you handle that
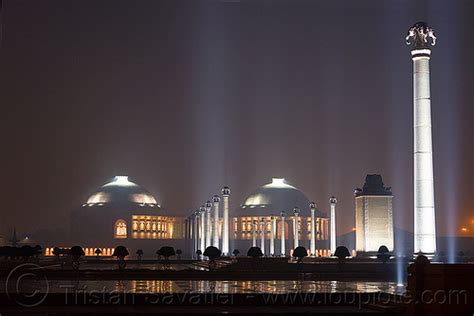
[157,246,175,260]
[414,254,430,266]
[0,246,41,260]
[136,249,143,261]
[377,245,390,264]
[293,246,308,263]
[334,246,350,263]
[113,246,129,269]
[68,246,85,270]
[204,246,221,271]
[204,246,221,261]
[95,248,102,257]
[196,250,202,259]
[247,247,263,258]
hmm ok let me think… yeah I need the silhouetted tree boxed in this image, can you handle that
[292,246,308,263]
[247,247,263,258]
[21,246,35,260]
[68,246,85,270]
[113,246,129,269]
[334,246,350,264]
[176,249,182,260]
[33,245,43,259]
[158,246,175,260]
[95,248,102,259]
[158,246,175,270]
[204,246,221,271]
[136,249,144,261]
[156,250,162,261]
[52,247,61,260]
[377,246,390,264]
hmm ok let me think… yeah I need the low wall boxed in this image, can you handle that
[406,258,474,316]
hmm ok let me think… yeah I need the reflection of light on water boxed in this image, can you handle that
[395,255,405,286]
[131,280,174,293]
[40,280,402,296]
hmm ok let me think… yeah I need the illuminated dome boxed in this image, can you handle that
[85,176,159,207]
[238,178,311,216]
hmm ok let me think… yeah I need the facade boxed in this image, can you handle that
[67,176,186,256]
[187,178,330,257]
[45,176,330,258]
[354,175,394,253]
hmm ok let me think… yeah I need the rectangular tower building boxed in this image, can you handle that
[354,175,394,253]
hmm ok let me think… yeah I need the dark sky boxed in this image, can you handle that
[1,0,473,238]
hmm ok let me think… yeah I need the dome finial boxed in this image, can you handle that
[113,176,131,185]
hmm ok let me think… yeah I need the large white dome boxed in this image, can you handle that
[85,176,159,206]
[238,178,311,216]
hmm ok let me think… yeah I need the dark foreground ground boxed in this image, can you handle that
[0,258,472,315]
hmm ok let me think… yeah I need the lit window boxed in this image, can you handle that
[114,219,127,239]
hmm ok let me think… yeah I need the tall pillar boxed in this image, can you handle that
[199,206,206,252]
[205,201,212,248]
[406,22,437,254]
[260,217,265,255]
[212,195,220,248]
[293,207,300,249]
[252,219,257,247]
[310,202,316,256]
[270,216,276,256]
[280,211,286,256]
[221,186,231,256]
[193,212,198,257]
[330,197,337,255]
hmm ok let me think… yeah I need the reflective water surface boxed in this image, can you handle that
[0,279,404,295]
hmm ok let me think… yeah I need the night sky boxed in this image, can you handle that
[1,0,473,238]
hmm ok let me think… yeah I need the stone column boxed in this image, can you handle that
[270,216,276,256]
[406,22,437,254]
[330,197,337,255]
[252,219,257,247]
[280,211,286,256]
[310,202,316,256]
[212,195,220,248]
[205,201,212,248]
[293,207,300,249]
[193,213,199,257]
[199,206,206,252]
[221,186,231,256]
[260,217,265,255]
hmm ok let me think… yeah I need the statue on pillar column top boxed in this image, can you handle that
[406,22,436,49]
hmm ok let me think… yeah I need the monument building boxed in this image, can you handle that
[354,175,394,253]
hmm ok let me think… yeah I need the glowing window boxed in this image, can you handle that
[114,219,127,239]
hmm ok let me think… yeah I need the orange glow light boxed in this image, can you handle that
[461,227,468,232]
